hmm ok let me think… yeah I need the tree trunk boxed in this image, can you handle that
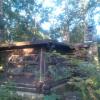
[63,0,70,44]
[62,25,70,43]
[0,0,3,42]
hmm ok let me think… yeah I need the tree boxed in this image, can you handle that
[53,0,88,43]
[0,0,4,42]
[69,0,98,43]
[3,0,40,42]
[1,0,99,43]
[70,24,84,43]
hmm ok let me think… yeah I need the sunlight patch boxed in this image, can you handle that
[41,22,51,31]
[42,0,55,8]
[19,10,26,16]
[32,14,42,23]
[96,25,100,35]
[53,7,65,16]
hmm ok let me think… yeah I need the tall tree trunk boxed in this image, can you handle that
[0,0,3,42]
[81,0,88,43]
[62,25,70,43]
[62,0,70,43]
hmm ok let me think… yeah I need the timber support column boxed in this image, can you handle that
[39,48,46,82]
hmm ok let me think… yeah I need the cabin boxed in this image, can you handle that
[0,39,97,95]
[0,39,74,94]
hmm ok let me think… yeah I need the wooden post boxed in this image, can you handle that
[39,48,46,82]
[39,48,43,82]
[43,51,46,81]
[39,48,45,81]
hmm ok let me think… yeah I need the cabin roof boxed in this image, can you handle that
[0,39,74,53]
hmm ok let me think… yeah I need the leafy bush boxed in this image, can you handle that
[0,82,24,100]
[69,60,100,100]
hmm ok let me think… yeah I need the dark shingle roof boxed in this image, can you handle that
[0,39,74,53]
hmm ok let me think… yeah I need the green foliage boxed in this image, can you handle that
[44,93,60,100]
[0,82,23,100]
[46,52,72,81]
[1,0,97,42]
[0,16,5,30]
[3,0,40,42]
[0,82,40,100]
[70,24,84,43]
[69,59,100,100]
